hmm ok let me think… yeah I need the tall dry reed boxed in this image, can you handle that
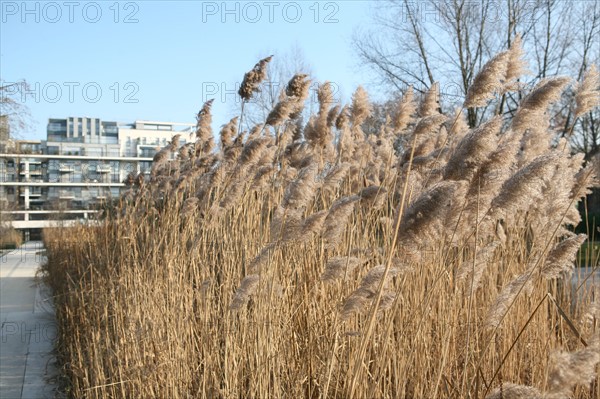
[42,40,600,398]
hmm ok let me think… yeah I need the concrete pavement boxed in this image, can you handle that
[0,242,58,399]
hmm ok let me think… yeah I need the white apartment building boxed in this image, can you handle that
[0,117,194,237]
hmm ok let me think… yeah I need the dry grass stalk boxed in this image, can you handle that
[41,52,600,399]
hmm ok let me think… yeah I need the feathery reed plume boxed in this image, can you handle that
[134,172,145,189]
[541,234,587,279]
[504,34,528,91]
[398,115,447,165]
[434,124,448,149]
[358,185,388,211]
[485,272,533,329]
[322,162,350,193]
[321,256,366,282]
[252,165,274,190]
[150,146,171,177]
[220,117,239,149]
[270,206,303,242]
[376,292,397,312]
[411,114,447,138]
[285,73,310,98]
[520,77,570,111]
[582,300,600,328]
[393,86,416,132]
[571,160,598,201]
[485,384,543,399]
[168,134,181,151]
[266,75,311,126]
[323,195,360,249]
[300,210,328,239]
[152,146,170,164]
[514,78,570,165]
[511,77,571,133]
[335,105,350,130]
[491,153,559,218]
[464,129,520,223]
[318,81,334,110]
[418,82,440,116]
[350,86,372,127]
[285,142,314,168]
[447,107,469,140]
[287,117,303,142]
[327,104,341,127]
[218,171,249,211]
[240,138,268,167]
[238,55,273,101]
[195,99,215,154]
[178,142,194,160]
[247,123,263,140]
[533,151,588,234]
[247,243,276,274]
[230,274,260,310]
[574,64,600,119]
[372,135,396,165]
[464,51,509,108]
[546,342,600,398]
[444,116,502,181]
[181,197,199,217]
[124,171,136,187]
[456,242,499,295]
[259,142,276,163]
[397,181,464,244]
[281,162,318,210]
[304,82,336,154]
[342,264,400,319]
[266,96,299,126]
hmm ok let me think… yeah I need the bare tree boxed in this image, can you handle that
[0,80,33,140]
[354,0,599,144]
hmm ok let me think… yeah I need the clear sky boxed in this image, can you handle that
[0,0,376,140]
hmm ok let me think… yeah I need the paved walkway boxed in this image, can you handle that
[0,242,58,399]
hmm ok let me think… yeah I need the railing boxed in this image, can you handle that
[59,191,75,199]
[96,164,111,173]
[59,165,75,173]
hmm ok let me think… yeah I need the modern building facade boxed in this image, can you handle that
[0,117,194,235]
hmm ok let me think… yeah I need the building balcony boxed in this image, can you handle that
[59,165,75,173]
[96,164,111,173]
[20,191,42,197]
[59,191,75,199]
[20,169,43,175]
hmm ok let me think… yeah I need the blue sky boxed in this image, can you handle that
[0,0,376,140]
